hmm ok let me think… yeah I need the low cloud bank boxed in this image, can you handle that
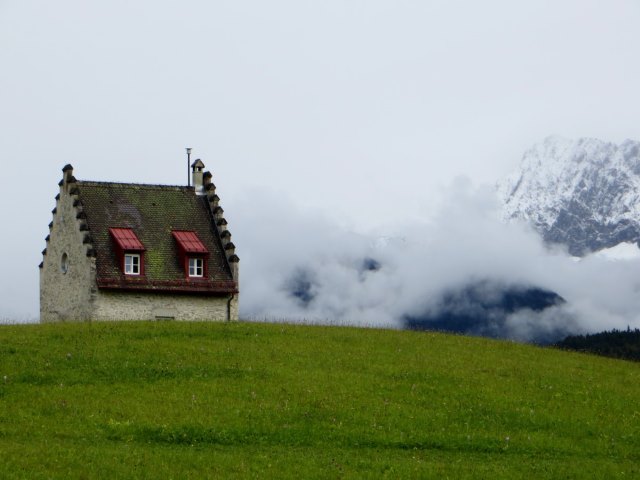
[229,180,640,342]
[403,280,572,344]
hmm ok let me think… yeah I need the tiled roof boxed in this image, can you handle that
[76,181,236,294]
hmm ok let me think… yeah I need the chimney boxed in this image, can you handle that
[186,147,192,186]
[191,159,206,195]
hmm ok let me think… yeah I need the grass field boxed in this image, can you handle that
[0,321,638,479]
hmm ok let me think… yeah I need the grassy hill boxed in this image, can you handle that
[0,321,638,479]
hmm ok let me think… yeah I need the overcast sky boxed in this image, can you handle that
[2,1,640,322]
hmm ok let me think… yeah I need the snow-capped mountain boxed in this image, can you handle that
[498,136,640,256]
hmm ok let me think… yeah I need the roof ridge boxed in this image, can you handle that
[77,180,192,190]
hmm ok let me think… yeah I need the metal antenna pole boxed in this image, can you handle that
[186,148,192,186]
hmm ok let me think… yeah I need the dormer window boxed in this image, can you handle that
[172,230,209,279]
[125,254,141,275]
[110,228,146,276]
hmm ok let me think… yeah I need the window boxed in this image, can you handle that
[189,257,204,277]
[125,254,141,275]
[61,253,69,274]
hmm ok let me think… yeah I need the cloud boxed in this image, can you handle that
[228,180,640,342]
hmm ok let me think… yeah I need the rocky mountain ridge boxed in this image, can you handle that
[498,135,640,256]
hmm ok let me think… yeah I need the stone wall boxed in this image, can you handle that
[91,290,238,321]
[40,171,97,322]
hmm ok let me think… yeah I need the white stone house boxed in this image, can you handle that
[40,161,239,322]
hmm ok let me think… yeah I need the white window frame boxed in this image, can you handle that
[124,253,141,275]
[188,257,204,277]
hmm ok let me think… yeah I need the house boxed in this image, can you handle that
[39,160,239,322]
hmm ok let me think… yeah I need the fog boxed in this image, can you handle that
[229,180,640,341]
[2,1,640,332]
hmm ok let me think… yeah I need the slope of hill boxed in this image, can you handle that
[1,321,638,478]
[498,136,640,256]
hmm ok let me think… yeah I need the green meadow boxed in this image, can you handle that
[0,321,638,479]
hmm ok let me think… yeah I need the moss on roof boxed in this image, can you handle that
[77,181,235,294]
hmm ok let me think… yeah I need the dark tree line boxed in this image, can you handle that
[554,328,640,362]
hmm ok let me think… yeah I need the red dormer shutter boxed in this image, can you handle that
[109,228,146,275]
[172,230,209,278]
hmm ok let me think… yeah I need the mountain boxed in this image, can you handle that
[498,136,640,256]
[403,279,568,344]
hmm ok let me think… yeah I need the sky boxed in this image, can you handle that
[2,1,640,330]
